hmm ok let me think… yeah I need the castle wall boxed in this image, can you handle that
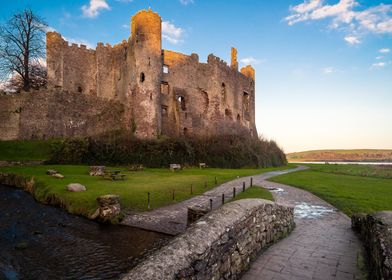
[41,9,257,141]
[161,50,257,137]
[0,90,125,140]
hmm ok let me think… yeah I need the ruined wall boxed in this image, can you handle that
[0,90,125,140]
[161,49,257,138]
[42,9,257,141]
[121,199,294,280]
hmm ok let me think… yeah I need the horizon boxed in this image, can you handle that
[1,0,391,153]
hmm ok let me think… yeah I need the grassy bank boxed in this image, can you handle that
[270,164,392,216]
[231,186,274,202]
[0,165,290,218]
[287,149,392,162]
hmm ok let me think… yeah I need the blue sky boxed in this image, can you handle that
[1,0,391,152]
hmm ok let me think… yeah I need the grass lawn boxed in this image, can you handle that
[231,186,274,202]
[304,163,392,179]
[0,140,53,161]
[0,165,290,218]
[270,165,392,216]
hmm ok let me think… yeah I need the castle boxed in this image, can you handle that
[0,9,257,140]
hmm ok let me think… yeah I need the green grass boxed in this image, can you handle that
[0,165,291,217]
[231,186,274,202]
[304,163,392,179]
[0,140,53,161]
[270,165,392,216]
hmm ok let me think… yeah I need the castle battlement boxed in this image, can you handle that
[43,9,257,140]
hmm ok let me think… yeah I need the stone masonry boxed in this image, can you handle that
[120,199,294,280]
[0,9,257,140]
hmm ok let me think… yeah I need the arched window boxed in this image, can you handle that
[140,72,145,83]
[237,114,241,122]
[221,82,226,100]
[177,96,186,111]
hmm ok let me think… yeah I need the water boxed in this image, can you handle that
[291,161,392,165]
[294,202,335,219]
[0,185,170,280]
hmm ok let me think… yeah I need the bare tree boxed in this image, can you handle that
[0,9,47,92]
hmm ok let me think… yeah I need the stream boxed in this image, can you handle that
[0,184,170,280]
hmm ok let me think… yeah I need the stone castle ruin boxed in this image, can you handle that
[0,9,257,140]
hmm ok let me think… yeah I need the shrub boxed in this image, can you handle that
[48,132,287,168]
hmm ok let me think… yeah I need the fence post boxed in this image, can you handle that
[210,198,213,211]
[243,182,245,192]
[147,192,150,209]
[172,190,175,201]
[233,187,236,198]
[190,184,193,194]
[251,177,253,186]
[222,193,225,205]
[215,176,217,185]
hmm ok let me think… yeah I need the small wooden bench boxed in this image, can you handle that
[170,164,182,172]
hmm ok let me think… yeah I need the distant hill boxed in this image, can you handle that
[287,149,392,162]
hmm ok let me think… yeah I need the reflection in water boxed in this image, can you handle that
[0,185,169,280]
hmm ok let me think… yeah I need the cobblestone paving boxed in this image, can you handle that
[242,175,366,280]
[121,166,306,235]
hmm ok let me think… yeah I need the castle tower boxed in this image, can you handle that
[46,32,64,88]
[128,9,163,138]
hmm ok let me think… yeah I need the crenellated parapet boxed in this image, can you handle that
[44,9,257,140]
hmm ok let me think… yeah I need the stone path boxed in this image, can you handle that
[121,166,306,235]
[242,173,365,280]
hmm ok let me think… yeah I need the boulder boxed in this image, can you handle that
[96,194,121,222]
[66,183,86,192]
[89,166,106,176]
[52,173,64,179]
[46,169,58,175]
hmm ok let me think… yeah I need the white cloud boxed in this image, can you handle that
[285,1,392,42]
[379,48,390,53]
[372,62,386,68]
[122,24,129,29]
[376,56,384,60]
[239,57,264,65]
[81,0,110,18]
[162,21,184,44]
[344,35,361,45]
[180,0,194,5]
[322,66,334,74]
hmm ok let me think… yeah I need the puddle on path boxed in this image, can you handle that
[294,202,335,219]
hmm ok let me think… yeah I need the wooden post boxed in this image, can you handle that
[215,176,217,185]
[172,190,175,201]
[210,199,213,211]
[233,187,236,198]
[205,182,207,188]
[243,182,245,192]
[250,177,253,186]
[147,192,150,209]
[190,184,193,194]
[222,193,225,204]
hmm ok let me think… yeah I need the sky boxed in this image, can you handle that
[1,0,391,153]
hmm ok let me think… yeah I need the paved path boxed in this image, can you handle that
[121,166,306,235]
[242,172,365,280]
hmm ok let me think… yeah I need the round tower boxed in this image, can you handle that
[129,9,162,138]
[131,9,161,52]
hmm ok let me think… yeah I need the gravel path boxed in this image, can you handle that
[121,166,306,235]
[242,172,365,280]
